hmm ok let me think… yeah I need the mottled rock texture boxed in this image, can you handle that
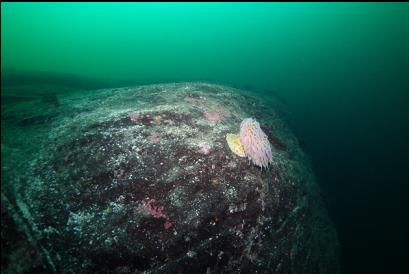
[1,83,340,273]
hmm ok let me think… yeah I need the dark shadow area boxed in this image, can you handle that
[293,101,409,274]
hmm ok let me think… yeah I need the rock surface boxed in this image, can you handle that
[1,82,340,273]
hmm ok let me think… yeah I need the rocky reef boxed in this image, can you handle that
[1,82,340,273]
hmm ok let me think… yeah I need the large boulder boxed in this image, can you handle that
[1,82,340,273]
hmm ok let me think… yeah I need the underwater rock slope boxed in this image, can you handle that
[1,82,340,273]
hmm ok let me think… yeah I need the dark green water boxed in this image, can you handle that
[2,3,409,273]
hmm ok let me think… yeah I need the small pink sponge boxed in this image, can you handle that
[239,118,273,168]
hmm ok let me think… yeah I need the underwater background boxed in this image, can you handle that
[1,2,409,273]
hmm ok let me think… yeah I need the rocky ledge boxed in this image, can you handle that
[1,82,339,273]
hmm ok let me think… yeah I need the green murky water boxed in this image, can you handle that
[2,3,409,273]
